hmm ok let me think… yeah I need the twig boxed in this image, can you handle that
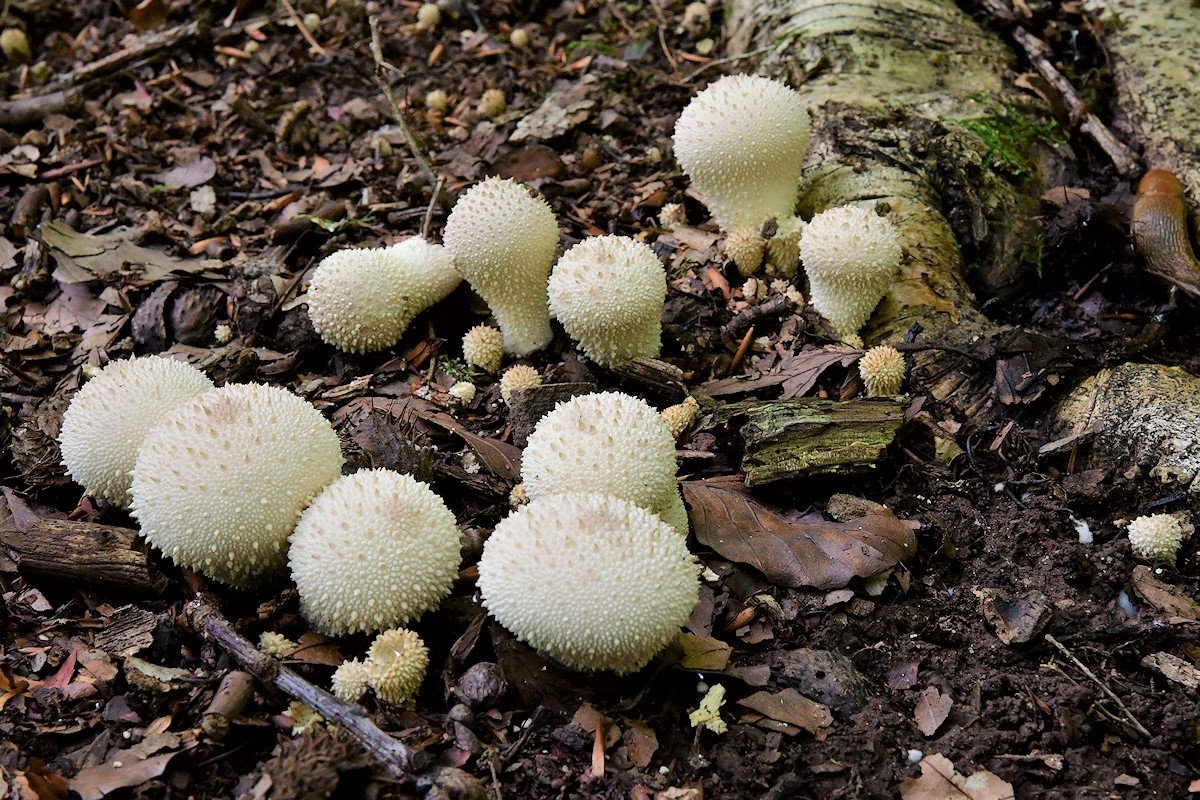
[421,177,444,240]
[278,0,326,55]
[724,294,791,337]
[1045,634,1151,739]
[368,15,440,190]
[59,20,207,87]
[680,44,777,84]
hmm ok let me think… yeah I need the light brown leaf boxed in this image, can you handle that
[914,687,953,736]
[36,221,221,285]
[702,345,861,399]
[683,477,918,590]
[671,632,732,671]
[68,752,177,800]
[899,753,1014,800]
[738,688,832,735]
[1131,565,1200,621]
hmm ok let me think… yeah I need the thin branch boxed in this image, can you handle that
[421,177,444,239]
[1045,634,1151,739]
[279,0,327,55]
[680,44,777,84]
[368,15,440,190]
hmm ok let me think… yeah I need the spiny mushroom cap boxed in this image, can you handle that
[331,658,370,702]
[442,177,559,355]
[673,75,810,231]
[661,396,700,440]
[365,628,429,707]
[462,324,504,373]
[548,236,666,367]
[59,356,214,507]
[521,391,687,535]
[800,205,903,340]
[499,364,541,403]
[478,493,700,673]
[289,469,461,635]
[131,383,344,587]
[725,227,765,276]
[449,381,477,404]
[859,345,907,397]
[258,631,297,657]
[1126,513,1192,564]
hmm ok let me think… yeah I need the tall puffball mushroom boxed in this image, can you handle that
[478,493,699,673]
[130,384,344,587]
[521,391,689,535]
[59,356,214,507]
[673,75,810,274]
[288,469,461,635]
[800,205,903,345]
[548,235,666,366]
[306,237,460,354]
[442,177,559,355]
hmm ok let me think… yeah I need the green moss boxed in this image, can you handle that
[440,357,472,383]
[957,96,1062,179]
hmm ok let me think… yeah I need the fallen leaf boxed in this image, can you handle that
[702,345,861,399]
[1141,652,1200,691]
[899,753,1014,800]
[738,688,832,736]
[914,687,953,736]
[36,221,221,285]
[151,157,216,189]
[494,144,565,181]
[974,588,1052,644]
[1131,565,1200,621]
[510,77,597,142]
[684,477,918,590]
[671,632,732,671]
[287,634,344,667]
[622,721,659,769]
[68,752,176,800]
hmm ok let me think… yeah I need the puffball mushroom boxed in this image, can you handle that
[661,396,700,439]
[800,204,903,343]
[725,227,765,276]
[673,75,810,233]
[331,659,369,702]
[442,177,559,355]
[425,90,450,113]
[478,493,700,673]
[521,391,689,535]
[499,364,542,403]
[130,383,344,587]
[548,235,666,366]
[365,628,429,707]
[306,238,460,353]
[859,345,907,396]
[59,356,215,508]
[462,324,504,373]
[1126,513,1192,564]
[479,89,506,119]
[288,469,461,635]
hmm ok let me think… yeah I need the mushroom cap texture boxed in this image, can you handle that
[366,628,429,707]
[258,631,297,657]
[306,238,460,354]
[661,396,700,439]
[1126,513,1192,564]
[331,658,370,702]
[800,205,903,339]
[725,227,765,277]
[498,364,542,403]
[859,345,907,397]
[462,324,504,373]
[131,383,344,587]
[289,469,461,635]
[478,493,699,673]
[548,236,666,366]
[442,177,559,355]
[521,391,686,535]
[59,356,215,507]
[673,75,810,231]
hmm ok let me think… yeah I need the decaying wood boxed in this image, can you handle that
[610,357,687,402]
[507,382,597,447]
[0,88,83,128]
[201,670,257,741]
[0,489,169,595]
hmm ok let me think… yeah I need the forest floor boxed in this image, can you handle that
[1,1,1198,798]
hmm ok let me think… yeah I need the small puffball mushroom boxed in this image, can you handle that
[509,28,530,48]
[478,493,700,673]
[765,217,805,278]
[289,469,461,635]
[479,88,506,119]
[1126,513,1192,564]
[443,177,559,355]
[463,324,504,373]
[365,628,429,707]
[258,632,297,657]
[416,2,440,30]
[659,202,686,231]
[661,396,699,440]
[131,383,344,587]
[449,381,477,404]
[59,356,215,507]
[521,391,688,535]
[499,364,541,403]
[726,227,765,276]
[800,204,903,343]
[1,28,31,64]
[673,75,810,233]
[859,345,906,397]
[425,89,449,113]
[306,238,461,353]
[331,659,370,702]
[548,235,666,366]
[681,2,711,37]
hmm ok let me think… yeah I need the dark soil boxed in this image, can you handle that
[1,1,1197,799]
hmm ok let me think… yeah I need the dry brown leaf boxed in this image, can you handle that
[900,753,1014,800]
[1131,566,1200,621]
[914,687,953,736]
[151,157,216,189]
[622,721,659,769]
[1140,652,1200,692]
[684,477,918,590]
[671,632,732,671]
[701,345,861,399]
[68,752,177,800]
[36,221,221,285]
[974,588,1052,644]
[738,688,832,736]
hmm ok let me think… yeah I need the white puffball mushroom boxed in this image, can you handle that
[1126,513,1192,564]
[859,345,907,397]
[449,381,477,404]
[2,28,31,64]
[331,658,370,702]
[306,238,461,353]
[509,28,530,48]
[289,469,461,635]
[463,324,504,373]
[59,356,215,508]
[425,89,449,113]
[659,202,686,231]
[443,177,559,355]
[765,217,805,278]
[478,493,700,673]
[521,391,688,536]
[365,628,429,707]
[131,383,344,587]
[681,2,711,37]
[548,235,666,367]
[661,396,700,440]
[479,88,506,119]
[725,227,765,277]
[416,2,441,30]
[673,75,810,233]
[800,204,903,343]
[499,364,542,404]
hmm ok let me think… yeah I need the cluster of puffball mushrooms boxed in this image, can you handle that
[56,75,1187,710]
